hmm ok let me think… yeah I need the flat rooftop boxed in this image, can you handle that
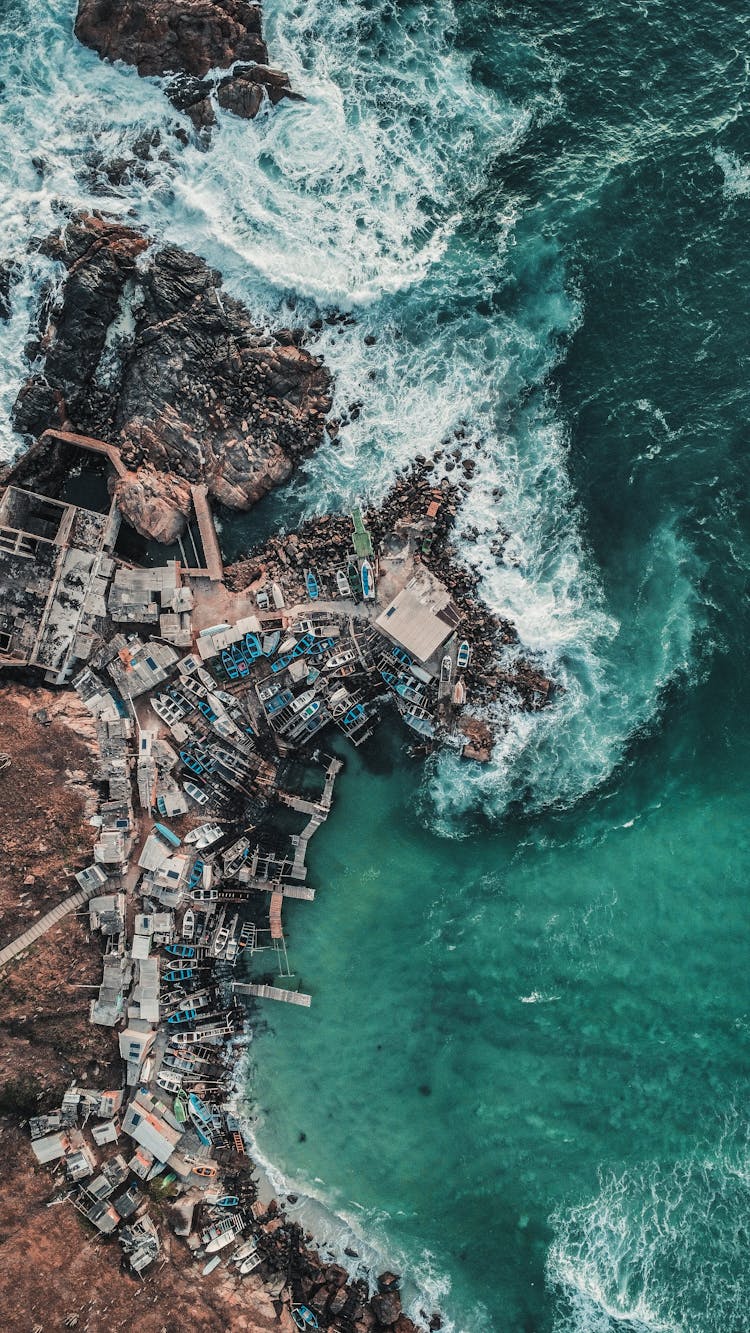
[375,572,461,663]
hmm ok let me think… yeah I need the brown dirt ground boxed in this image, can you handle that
[0,683,100,948]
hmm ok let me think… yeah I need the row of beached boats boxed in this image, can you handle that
[306,559,375,602]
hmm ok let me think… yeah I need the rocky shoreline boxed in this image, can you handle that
[12,214,332,543]
[75,0,301,131]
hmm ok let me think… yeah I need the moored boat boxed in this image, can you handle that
[361,559,375,599]
[441,655,452,682]
[292,1307,319,1330]
[456,639,471,669]
[336,569,350,596]
[181,909,195,941]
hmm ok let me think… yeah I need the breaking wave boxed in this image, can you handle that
[546,1116,750,1333]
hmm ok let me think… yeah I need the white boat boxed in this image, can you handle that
[336,569,350,597]
[202,1255,222,1276]
[204,1216,244,1254]
[361,559,375,600]
[456,639,471,670]
[441,655,452,682]
[239,1251,261,1275]
[182,908,195,941]
[272,582,285,610]
[289,688,316,713]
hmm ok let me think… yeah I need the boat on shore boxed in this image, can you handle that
[336,569,350,596]
[182,909,195,941]
[292,1306,319,1330]
[361,559,375,599]
[457,639,471,669]
[305,569,319,599]
[441,655,452,682]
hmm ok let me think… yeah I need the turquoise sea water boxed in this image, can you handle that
[2,0,750,1328]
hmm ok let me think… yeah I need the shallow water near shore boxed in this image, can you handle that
[2,0,750,1328]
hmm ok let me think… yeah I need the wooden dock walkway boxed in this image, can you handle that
[233,982,311,1007]
[190,483,223,582]
[0,884,99,970]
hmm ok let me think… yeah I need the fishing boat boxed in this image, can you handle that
[262,630,281,656]
[221,650,239,680]
[204,1215,244,1254]
[163,967,194,983]
[300,700,320,721]
[166,943,196,959]
[156,1070,182,1094]
[361,559,375,599]
[402,709,436,738]
[244,632,262,660]
[456,639,471,670]
[336,569,350,597]
[292,1307,319,1330]
[452,680,466,706]
[441,655,452,682]
[167,1007,197,1026]
[188,1093,215,1144]
[271,581,285,609]
[347,560,361,597]
[202,1255,222,1277]
[213,1195,239,1209]
[173,1089,188,1124]
[305,569,319,599]
[343,704,365,726]
[290,688,316,714]
[184,781,209,806]
[236,657,249,677]
[182,909,195,941]
[238,1251,261,1276]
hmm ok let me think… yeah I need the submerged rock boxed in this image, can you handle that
[13,214,332,542]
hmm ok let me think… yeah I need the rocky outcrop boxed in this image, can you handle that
[74,0,298,127]
[13,214,332,542]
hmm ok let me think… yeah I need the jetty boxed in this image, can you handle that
[232,983,312,1008]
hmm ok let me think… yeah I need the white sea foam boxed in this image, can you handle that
[714,148,750,199]
[546,1119,750,1333]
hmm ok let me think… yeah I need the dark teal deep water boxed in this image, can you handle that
[1,1,750,1329]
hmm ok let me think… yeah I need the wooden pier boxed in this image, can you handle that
[233,982,311,1008]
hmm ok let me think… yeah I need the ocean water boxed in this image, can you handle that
[2,0,750,1329]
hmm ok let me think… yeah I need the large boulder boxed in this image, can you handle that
[75,0,267,78]
[113,467,193,544]
[13,215,332,540]
[74,0,298,121]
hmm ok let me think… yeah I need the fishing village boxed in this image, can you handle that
[0,422,552,1332]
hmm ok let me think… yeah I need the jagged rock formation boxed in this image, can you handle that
[13,214,332,542]
[74,0,298,128]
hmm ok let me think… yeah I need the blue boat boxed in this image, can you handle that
[391,646,411,668]
[213,1195,239,1208]
[180,751,204,776]
[198,700,218,722]
[305,570,319,599]
[307,637,335,657]
[188,1093,214,1146]
[221,650,239,680]
[343,704,365,726]
[163,968,194,983]
[168,1007,197,1025]
[262,631,281,657]
[166,944,196,959]
[154,822,181,848]
[381,669,396,685]
[188,859,205,890]
[244,632,262,660]
[292,1307,319,1330]
[267,689,293,716]
[361,559,375,600]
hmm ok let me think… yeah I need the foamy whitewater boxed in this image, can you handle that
[3,1,750,1330]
